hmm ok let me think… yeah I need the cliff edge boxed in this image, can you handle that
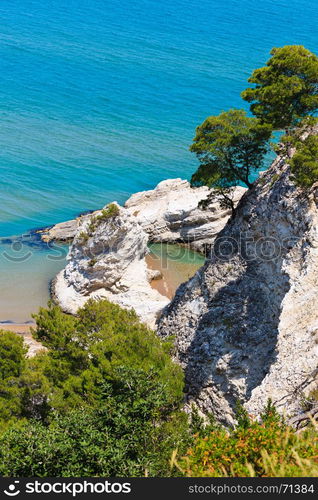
[157,155,318,424]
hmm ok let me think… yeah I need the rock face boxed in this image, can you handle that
[53,204,169,328]
[157,156,318,424]
[49,179,245,327]
[41,211,100,243]
[126,179,245,253]
[43,179,245,253]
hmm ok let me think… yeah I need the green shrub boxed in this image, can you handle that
[0,368,189,477]
[78,231,89,243]
[290,135,318,188]
[97,203,120,221]
[173,404,318,477]
[0,299,187,476]
[87,203,120,235]
[0,331,26,380]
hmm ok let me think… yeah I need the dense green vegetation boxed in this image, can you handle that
[174,404,318,477]
[241,45,318,131]
[0,300,189,476]
[191,45,318,194]
[0,301,317,477]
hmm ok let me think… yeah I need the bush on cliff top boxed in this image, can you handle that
[173,403,318,478]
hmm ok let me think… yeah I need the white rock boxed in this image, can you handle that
[52,204,169,328]
[157,153,318,424]
[125,179,246,252]
[43,179,246,254]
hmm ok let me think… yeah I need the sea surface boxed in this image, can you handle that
[0,0,317,321]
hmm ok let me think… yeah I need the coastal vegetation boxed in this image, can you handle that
[241,45,318,132]
[190,110,272,190]
[173,403,318,477]
[190,109,272,210]
[0,300,317,477]
[0,300,189,476]
[290,134,318,187]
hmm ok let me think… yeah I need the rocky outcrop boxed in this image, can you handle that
[40,211,100,243]
[42,179,245,253]
[157,156,318,424]
[51,180,246,327]
[53,204,169,328]
[125,179,246,253]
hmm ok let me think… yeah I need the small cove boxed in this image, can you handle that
[146,243,205,300]
[0,238,205,324]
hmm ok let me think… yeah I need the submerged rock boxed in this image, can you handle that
[157,156,318,424]
[41,211,100,243]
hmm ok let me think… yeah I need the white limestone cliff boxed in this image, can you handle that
[52,204,170,328]
[42,179,245,254]
[157,156,318,424]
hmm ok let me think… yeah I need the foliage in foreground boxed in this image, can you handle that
[0,371,189,477]
[0,305,318,477]
[173,404,318,478]
[0,299,188,476]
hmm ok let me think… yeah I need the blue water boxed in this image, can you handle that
[0,0,317,321]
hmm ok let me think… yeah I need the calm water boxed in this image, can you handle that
[0,0,317,321]
[147,244,205,299]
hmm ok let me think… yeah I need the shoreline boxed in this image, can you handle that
[0,179,244,326]
[0,323,34,333]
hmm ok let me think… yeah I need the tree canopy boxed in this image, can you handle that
[190,109,272,204]
[0,299,188,476]
[241,45,318,131]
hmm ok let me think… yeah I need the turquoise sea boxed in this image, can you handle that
[0,0,317,321]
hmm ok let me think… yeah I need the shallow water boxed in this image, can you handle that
[147,243,205,299]
[0,237,67,322]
